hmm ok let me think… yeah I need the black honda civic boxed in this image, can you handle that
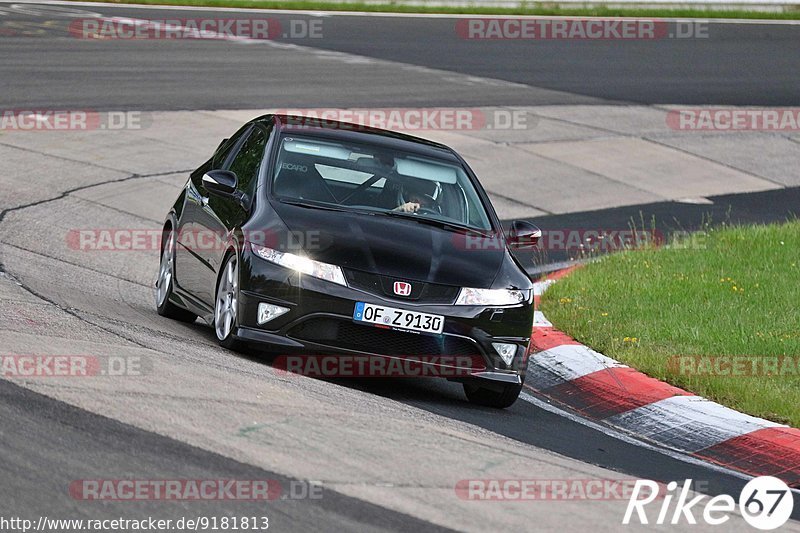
[156,114,541,407]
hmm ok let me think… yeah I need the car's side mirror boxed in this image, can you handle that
[507,220,542,249]
[202,170,237,196]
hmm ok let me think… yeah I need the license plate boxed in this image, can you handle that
[353,302,444,334]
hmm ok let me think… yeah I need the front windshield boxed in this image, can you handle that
[271,135,493,232]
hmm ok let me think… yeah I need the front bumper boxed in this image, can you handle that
[236,248,534,383]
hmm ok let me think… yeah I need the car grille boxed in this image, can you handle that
[344,270,459,304]
[287,317,482,358]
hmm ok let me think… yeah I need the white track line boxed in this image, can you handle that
[533,279,556,296]
[521,391,800,498]
[607,395,784,452]
[532,343,627,381]
[521,392,755,480]
[532,310,553,328]
[530,273,800,495]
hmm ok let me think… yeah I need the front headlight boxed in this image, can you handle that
[455,287,527,306]
[250,243,347,286]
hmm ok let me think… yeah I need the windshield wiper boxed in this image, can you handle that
[378,210,492,236]
[278,198,349,212]
[278,198,376,216]
[279,198,493,236]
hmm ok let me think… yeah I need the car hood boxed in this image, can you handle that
[268,201,507,288]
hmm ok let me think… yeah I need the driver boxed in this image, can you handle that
[393,181,435,213]
[394,194,429,213]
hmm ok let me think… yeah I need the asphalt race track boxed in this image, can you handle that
[1,2,799,531]
[2,2,800,108]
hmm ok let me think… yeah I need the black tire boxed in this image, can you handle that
[214,253,245,351]
[463,381,522,408]
[156,227,198,323]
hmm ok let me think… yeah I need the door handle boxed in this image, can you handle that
[201,196,209,207]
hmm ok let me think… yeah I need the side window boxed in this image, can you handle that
[212,125,251,169]
[228,127,268,195]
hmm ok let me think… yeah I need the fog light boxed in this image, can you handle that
[257,303,289,325]
[492,343,517,366]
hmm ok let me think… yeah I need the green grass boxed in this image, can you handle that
[541,221,800,427]
[71,0,800,20]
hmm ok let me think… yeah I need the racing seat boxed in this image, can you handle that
[273,160,338,204]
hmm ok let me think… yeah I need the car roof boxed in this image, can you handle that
[252,114,462,163]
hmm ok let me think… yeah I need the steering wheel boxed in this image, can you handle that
[413,194,442,216]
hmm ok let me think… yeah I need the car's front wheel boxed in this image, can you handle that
[215,253,244,351]
[156,228,198,323]
[463,380,522,408]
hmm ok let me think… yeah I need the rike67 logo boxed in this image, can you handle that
[623,477,794,530]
